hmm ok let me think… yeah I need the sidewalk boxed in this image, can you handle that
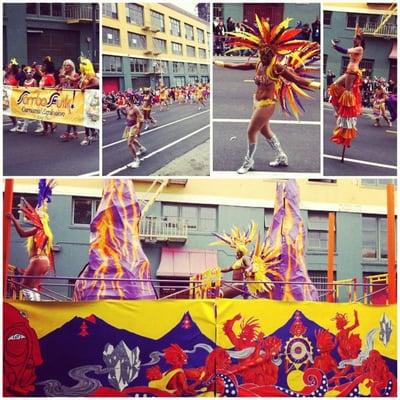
[151,140,210,176]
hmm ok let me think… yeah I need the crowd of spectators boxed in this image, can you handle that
[213,15,320,56]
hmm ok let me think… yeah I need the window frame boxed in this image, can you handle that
[161,203,217,233]
[171,41,183,55]
[103,55,122,73]
[103,3,118,19]
[71,197,100,227]
[126,3,144,25]
[103,26,121,46]
[362,214,391,261]
[128,31,147,49]
[151,10,165,32]
[170,17,181,36]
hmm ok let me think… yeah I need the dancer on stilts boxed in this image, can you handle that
[214,16,320,173]
[329,26,364,162]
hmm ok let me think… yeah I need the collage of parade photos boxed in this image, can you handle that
[1,0,400,399]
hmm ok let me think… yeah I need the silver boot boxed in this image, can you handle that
[267,134,288,167]
[237,156,254,174]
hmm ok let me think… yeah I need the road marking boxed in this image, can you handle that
[79,171,100,176]
[103,110,209,150]
[324,155,397,170]
[106,124,209,176]
[214,119,320,125]
[386,130,397,134]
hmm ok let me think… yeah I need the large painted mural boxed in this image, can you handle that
[3,299,397,397]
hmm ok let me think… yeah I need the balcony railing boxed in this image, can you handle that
[363,23,397,38]
[65,4,99,22]
[140,216,188,243]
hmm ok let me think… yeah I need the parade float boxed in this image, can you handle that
[3,179,397,397]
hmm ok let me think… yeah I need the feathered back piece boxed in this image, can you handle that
[210,221,258,255]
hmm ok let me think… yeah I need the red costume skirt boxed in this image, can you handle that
[329,73,362,146]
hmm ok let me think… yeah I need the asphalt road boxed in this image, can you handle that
[213,59,321,173]
[103,102,210,176]
[3,119,99,176]
[323,104,397,176]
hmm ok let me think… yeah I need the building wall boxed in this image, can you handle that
[7,179,394,299]
[102,2,210,91]
[3,4,99,68]
[284,3,320,25]
[324,10,394,80]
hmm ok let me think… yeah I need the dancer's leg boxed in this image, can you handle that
[260,117,288,167]
[237,104,274,174]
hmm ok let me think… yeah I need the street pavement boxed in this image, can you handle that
[213,58,321,173]
[103,102,210,176]
[3,120,99,176]
[323,103,397,176]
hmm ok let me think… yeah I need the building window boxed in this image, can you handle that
[72,197,100,226]
[128,32,146,49]
[153,38,167,54]
[103,27,120,45]
[103,55,122,72]
[362,215,389,260]
[187,45,196,57]
[200,76,209,83]
[162,203,217,232]
[185,23,194,40]
[346,13,380,29]
[151,10,165,32]
[103,3,118,19]
[341,57,374,77]
[130,58,148,73]
[37,3,62,17]
[199,64,208,74]
[308,211,334,251]
[11,193,37,220]
[197,28,205,44]
[126,3,143,25]
[213,3,223,19]
[170,17,181,36]
[174,76,186,86]
[26,4,37,14]
[324,11,332,26]
[308,270,337,302]
[323,54,327,74]
[198,48,207,59]
[188,63,197,73]
[172,62,184,74]
[361,179,396,187]
[171,42,183,55]
[188,76,198,84]
[264,208,274,231]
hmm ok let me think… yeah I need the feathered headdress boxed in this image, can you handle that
[226,16,308,57]
[37,179,55,208]
[210,221,258,255]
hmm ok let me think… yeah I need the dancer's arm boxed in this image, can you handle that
[6,213,38,238]
[214,60,257,70]
[275,64,320,89]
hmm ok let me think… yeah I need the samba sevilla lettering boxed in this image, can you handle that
[5,86,98,128]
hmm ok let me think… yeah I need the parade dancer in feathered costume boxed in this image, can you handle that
[211,221,281,298]
[6,180,55,301]
[329,27,364,161]
[214,16,320,173]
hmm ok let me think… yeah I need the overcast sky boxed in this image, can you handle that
[172,1,198,15]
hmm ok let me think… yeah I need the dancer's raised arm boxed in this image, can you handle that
[214,60,257,70]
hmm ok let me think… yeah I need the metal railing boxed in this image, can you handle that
[140,216,188,242]
[363,23,397,37]
[65,4,99,21]
[6,274,390,303]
